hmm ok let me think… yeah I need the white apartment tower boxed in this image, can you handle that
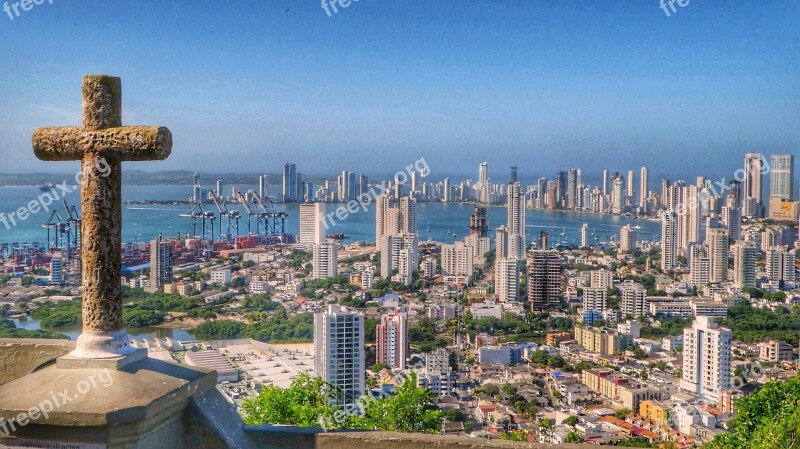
[314,305,365,405]
[681,316,732,403]
[619,224,637,253]
[620,281,647,319]
[767,246,796,285]
[661,211,679,271]
[582,287,607,313]
[494,257,519,302]
[299,203,327,250]
[312,242,338,279]
[507,182,526,258]
[733,241,757,288]
[376,309,408,370]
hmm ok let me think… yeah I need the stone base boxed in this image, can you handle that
[56,346,147,370]
[0,355,216,448]
[70,331,138,359]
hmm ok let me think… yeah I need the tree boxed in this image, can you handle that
[537,418,554,440]
[614,408,633,419]
[360,372,442,433]
[241,374,347,428]
[500,430,527,441]
[565,431,582,443]
[562,415,579,427]
[193,320,245,340]
[709,377,800,449]
[371,362,390,372]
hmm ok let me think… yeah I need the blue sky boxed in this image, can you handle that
[0,0,797,184]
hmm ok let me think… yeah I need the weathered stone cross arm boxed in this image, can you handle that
[32,125,172,161]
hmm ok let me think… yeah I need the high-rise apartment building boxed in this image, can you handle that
[282,162,297,202]
[770,154,794,201]
[681,316,732,403]
[620,281,647,319]
[732,241,757,288]
[507,182,526,258]
[766,246,796,285]
[619,224,637,253]
[706,227,729,284]
[494,257,519,302]
[312,242,338,279]
[314,305,365,405]
[298,203,326,250]
[376,309,408,370]
[661,211,679,271]
[743,153,765,217]
[527,249,561,311]
[639,167,649,208]
[582,287,607,313]
[150,238,173,289]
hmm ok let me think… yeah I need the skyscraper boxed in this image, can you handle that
[375,196,417,246]
[258,174,269,199]
[602,169,609,197]
[689,244,710,286]
[527,249,561,311]
[376,309,408,370]
[770,154,794,200]
[611,175,624,214]
[507,182,526,258]
[639,167,649,208]
[299,203,326,250]
[743,153,765,216]
[627,169,635,202]
[661,211,679,271]
[733,241,757,288]
[681,316,732,402]
[582,287,607,313]
[469,206,489,237]
[581,223,589,248]
[567,169,577,209]
[314,305,365,405]
[721,206,742,242]
[706,227,729,284]
[282,162,297,202]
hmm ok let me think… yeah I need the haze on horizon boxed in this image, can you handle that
[0,0,798,184]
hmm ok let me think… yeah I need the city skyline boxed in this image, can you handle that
[0,1,797,178]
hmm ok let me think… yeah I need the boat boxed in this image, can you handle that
[38,182,55,192]
[326,233,350,240]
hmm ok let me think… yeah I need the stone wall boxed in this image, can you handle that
[0,338,73,385]
[243,426,646,449]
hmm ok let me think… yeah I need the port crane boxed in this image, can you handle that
[252,195,287,238]
[234,190,269,236]
[179,202,216,242]
[209,191,240,241]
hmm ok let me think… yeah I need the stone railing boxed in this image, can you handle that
[242,425,644,449]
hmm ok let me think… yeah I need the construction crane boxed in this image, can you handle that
[209,191,240,241]
[179,203,216,242]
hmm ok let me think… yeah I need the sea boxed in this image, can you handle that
[0,184,662,247]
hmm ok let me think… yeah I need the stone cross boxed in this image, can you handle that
[32,75,172,359]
